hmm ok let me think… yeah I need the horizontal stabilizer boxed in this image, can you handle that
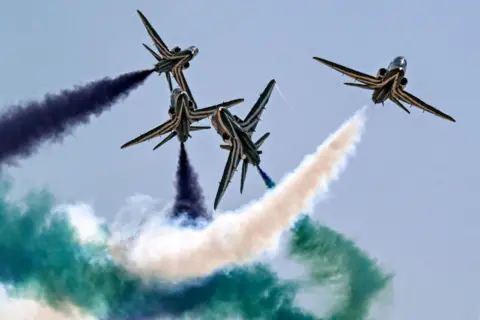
[344,82,374,90]
[240,160,248,194]
[390,97,411,114]
[153,131,176,150]
[220,144,231,150]
[143,43,162,61]
[255,132,270,149]
[190,125,211,131]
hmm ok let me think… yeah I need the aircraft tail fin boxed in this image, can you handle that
[153,131,176,150]
[165,72,173,92]
[344,82,374,90]
[220,133,268,194]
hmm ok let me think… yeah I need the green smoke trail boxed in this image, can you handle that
[257,167,392,319]
[0,176,319,319]
[0,177,138,316]
[0,171,389,319]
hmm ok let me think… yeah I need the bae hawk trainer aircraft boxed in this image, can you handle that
[211,79,276,210]
[120,88,244,150]
[137,10,199,107]
[313,56,456,122]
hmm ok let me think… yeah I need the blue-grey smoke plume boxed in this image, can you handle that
[171,142,210,222]
[0,69,153,166]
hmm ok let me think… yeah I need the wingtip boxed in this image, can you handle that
[232,98,245,105]
[213,194,222,210]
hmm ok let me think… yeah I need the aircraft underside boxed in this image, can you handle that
[372,81,394,104]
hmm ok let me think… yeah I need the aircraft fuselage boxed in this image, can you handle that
[212,108,261,166]
[153,46,198,75]
[371,74,396,104]
[371,56,407,105]
[170,88,192,143]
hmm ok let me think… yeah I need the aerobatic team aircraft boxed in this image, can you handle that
[131,8,456,211]
[211,80,276,209]
[313,56,455,122]
[137,10,199,108]
[121,88,244,150]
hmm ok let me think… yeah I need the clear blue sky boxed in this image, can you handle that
[0,1,478,319]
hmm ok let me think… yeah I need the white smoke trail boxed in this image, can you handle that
[0,286,96,320]
[110,108,366,281]
[53,203,106,244]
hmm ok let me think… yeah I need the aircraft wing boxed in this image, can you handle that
[313,57,382,86]
[394,87,456,122]
[190,98,245,122]
[120,118,180,149]
[213,138,242,210]
[172,65,198,109]
[241,79,276,133]
[213,116,243,210]
[137,10,173,58]
[142,43,174,92]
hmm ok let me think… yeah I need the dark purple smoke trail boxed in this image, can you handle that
[171,142,210,222]
[0,69,154,165]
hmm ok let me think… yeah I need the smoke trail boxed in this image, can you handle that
[171,142,209,222]
[0,288,94,320]
[0,177,386,320]
[291,218,391,320]
[257,166,276,188]
[0,109,387,319]
[0,69,153,166]
[0,114,384,320]
[113,108,366,280]
[0,180,318,319]
[257,167,391,320]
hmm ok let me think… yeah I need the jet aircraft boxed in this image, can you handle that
[211,79,276,210]
[313,56,455,122]
[137,10,199,107]
[120,88,244,150]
